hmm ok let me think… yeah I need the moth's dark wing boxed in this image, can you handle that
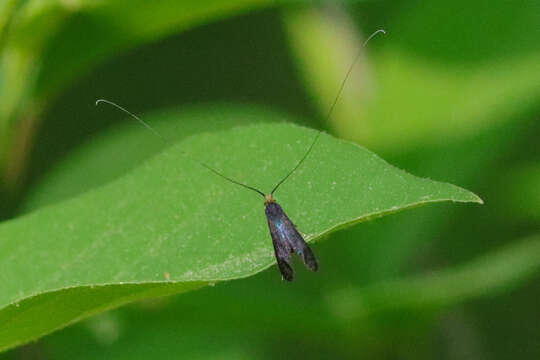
[265,202,318,281]
[267,217,294,281]
[281,215,319,272]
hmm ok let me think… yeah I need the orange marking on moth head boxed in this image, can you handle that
[264,194,275,205]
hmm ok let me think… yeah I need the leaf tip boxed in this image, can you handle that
[474,195,485,205]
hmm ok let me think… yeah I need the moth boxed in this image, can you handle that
[201,133,321,281]
[196,28,386,280]
[97,96,321,281]
[96,29,385,281]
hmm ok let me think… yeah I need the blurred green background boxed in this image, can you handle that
[1,0,539,359]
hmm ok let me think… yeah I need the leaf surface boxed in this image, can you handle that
[0,119,481,352]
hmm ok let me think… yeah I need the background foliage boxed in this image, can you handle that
[1,0,539,359]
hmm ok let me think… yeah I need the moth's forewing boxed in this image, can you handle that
[265,202,318,281]
[280,214,318,272]
[266,204,294,281]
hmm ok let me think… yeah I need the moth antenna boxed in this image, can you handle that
[271,29,386,196]
[96,99,164,140]
[200,163,266,198]
[271,131,321,196]
[323,29,386,124]
[96,98,264,197]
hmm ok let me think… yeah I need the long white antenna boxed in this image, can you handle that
[323,29,386,123]
[95,98,266,197]
[271,28,386,196]
[95,99,163,139]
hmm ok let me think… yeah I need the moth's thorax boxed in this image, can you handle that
[264,193,275,205]
[264,200,283,218]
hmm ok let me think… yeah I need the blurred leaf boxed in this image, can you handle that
[283,6,540,151]
[383,0,540,64]
[41,309,265,360]
[33,0,277,100]
[283,6,376,134]
[0,0,19,41]
[0,0,70,175]
[0,115,480,352]
[328,234,540,320]
[0,0,275,182]
[503,164,540,222]
[362,50,540,151]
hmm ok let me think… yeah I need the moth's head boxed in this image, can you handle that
[264,194,275,205]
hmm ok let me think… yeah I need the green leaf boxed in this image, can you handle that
[0,0,274,174]
[0,119,481,352]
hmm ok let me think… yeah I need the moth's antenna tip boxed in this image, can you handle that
[363,29,387,47]
[94,98,164,139]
